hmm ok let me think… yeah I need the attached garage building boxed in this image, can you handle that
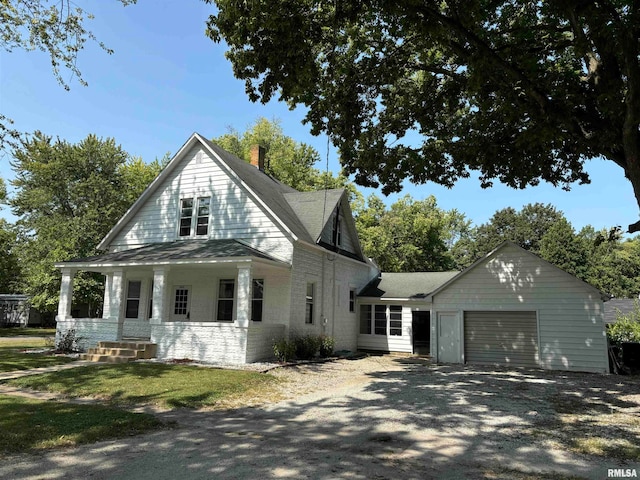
[429,242,609,373]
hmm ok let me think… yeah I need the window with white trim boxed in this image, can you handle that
[305,283,315,324]
[251,279,264,322]
[349,289,356,312]
[178,196,210,237]
[125,281,141,319]
[217,279,235,322]
[359,304,403,336]
[359,304,371,334]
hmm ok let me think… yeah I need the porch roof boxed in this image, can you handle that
[57,240,288,269]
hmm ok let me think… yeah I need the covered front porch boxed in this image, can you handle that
[55,240,291,363]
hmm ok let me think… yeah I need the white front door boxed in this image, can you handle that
[171,285,191,321]
[438,312,461,363]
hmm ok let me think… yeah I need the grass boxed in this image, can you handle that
[0,338,75,372]
[0,327,56,337]
[7,362,280,409]
[0,394,162,455]
[535,389,640,462]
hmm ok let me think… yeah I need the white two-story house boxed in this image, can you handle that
[55,133,377,363]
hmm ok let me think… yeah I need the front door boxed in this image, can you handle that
[171,285,191,321]
[412,311,430,355]
[437,312,461,363]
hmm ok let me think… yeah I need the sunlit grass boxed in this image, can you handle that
[0,338,75,372]
[8,362,280,409]
[0,394,162,455]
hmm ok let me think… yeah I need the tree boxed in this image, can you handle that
[456,203,565,267]
[539,218,590,279]
[354,194,468,272]
[206,1,640,232]
[213,117,351,192]
[1,1,136,148]
[10,132,162,314]
[0,219,20,293]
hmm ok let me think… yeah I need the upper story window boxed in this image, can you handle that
[179,196,210,237]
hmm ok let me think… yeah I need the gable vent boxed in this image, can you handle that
[195,150,203,164]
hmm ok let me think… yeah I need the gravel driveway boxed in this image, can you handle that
[1,355,638,479]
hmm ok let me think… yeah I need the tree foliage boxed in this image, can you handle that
[213,117,351,193]
[453,203,640,297]
[354,194,469,272]
[1,0,136,148]
[206,1,640,231]
[0,219,20,293]
[10,132,162,313]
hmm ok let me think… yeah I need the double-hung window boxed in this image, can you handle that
[217,279,235,322]
[305,283,315,324]
[179,196,210,237]
[251,279,264,322]
[125,281,141,319]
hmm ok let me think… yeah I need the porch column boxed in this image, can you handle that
[151,266,169,325]
[110,270,125,339]
[57,267,77,321]
[236,265,252,329]
[102,272,113,319]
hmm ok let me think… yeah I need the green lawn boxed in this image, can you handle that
[7,362,280,409]
[0,338,75,372]
[0,328,56,337]
[0,394,163,455]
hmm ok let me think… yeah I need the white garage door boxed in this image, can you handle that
[464,311,539,368]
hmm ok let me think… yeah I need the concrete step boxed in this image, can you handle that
[83,341,157,363]
[80,353,135,363]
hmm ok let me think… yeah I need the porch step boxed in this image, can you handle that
[81,341,157,363]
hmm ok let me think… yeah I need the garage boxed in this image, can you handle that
[429,242,609,373]
[464,311,538,367]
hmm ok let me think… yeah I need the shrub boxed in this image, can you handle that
[608,302,640,345]
[55,328,85,353]
[273,338,295,362]
[293,334,320,360]
[318,335,335,358]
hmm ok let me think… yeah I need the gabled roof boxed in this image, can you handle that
[284,189,344,242]
[98,133,365,261]
[359,271,459,299]
[59,240,287,268]
[428,241,609,301]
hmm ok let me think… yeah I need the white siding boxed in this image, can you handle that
[289,243,373,352]
[108,146,293,262]
[432,243,608,373]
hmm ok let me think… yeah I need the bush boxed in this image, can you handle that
[608,302,640,345]
[318,335,335,358]
[293,334,321,360]
[55,328,85,353]
[273,338,295,362]
[609,318,640,344]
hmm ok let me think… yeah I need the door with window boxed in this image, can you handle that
[172,286,191,321]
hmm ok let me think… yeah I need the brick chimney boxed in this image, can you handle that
[250,145,266,171]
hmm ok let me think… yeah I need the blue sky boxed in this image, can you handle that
[0,0,636,233]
